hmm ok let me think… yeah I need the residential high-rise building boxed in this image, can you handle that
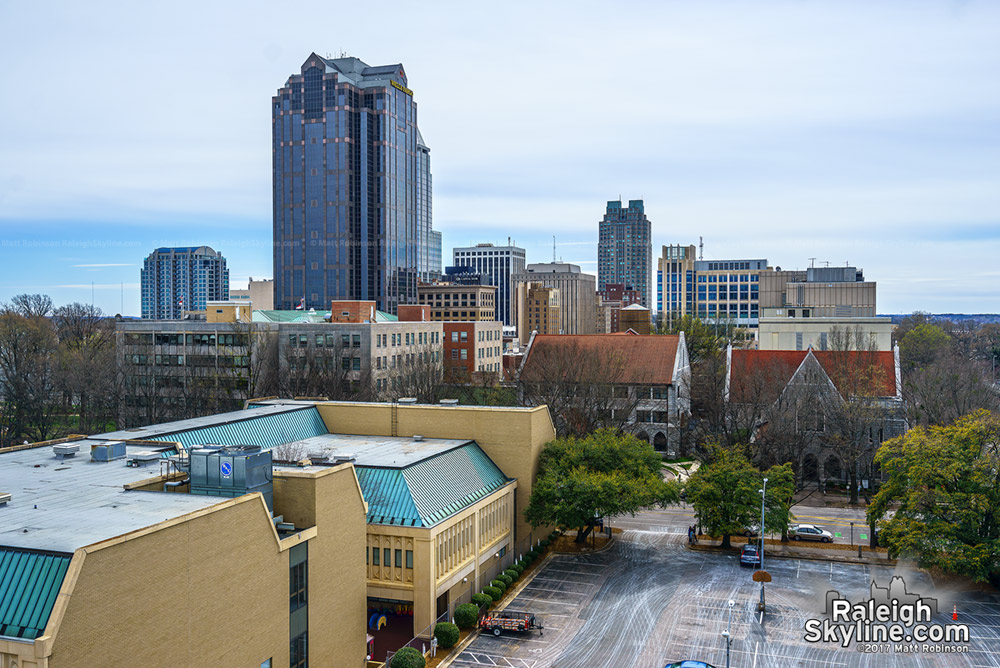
[452,243,526,327]
[272,54,435,314]
[598,199,652,308]
[140,246,228,320]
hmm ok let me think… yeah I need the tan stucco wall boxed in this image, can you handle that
[47,496,289,668]
[35,463,367,668]
[315,403,555,545]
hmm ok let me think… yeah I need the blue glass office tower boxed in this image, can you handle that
[141,246,229,319]
[598,199,652,309]
[272,54,433,313]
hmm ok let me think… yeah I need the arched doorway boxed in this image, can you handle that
[653,432,668,452]
[824,455,843,481]
[635,431,650,444]
[801,453,819,481]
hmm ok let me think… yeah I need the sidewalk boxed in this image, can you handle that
[688,536,894,567]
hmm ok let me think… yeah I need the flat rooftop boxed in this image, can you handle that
[279,433,471,469]
[0,442,224,553]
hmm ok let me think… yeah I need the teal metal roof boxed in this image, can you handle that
[356,444,511,527]
[147,407,328,450]
[0,549,72,640]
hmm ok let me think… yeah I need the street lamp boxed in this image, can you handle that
[758,477,768,612]
[722,598,735,668]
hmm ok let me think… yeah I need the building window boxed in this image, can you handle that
[290,633,307,668]
[384,548,391,567]
[405,550,413,569]
[352,334,361,348]
[395,549,402,568]
[290,560,307,611]
[372,547,380,566]
[451,331,458,342]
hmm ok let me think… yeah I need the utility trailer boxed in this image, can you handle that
[480,611,543,637]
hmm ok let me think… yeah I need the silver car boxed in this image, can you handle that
[789,524,833,543]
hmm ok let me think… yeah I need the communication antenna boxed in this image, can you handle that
[699,236,704,261]
[553,236,556,263]
[822,260,830,267]
[809,257,816,268]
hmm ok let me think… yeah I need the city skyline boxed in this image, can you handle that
[2,1,999,315]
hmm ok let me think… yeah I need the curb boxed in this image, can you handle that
[437,551,557,668]
[552,533,617,556]
[687,543,896,567]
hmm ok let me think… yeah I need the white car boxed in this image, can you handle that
[789,524,833,543]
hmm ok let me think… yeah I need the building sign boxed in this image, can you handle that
[220,461,232,478]
[391,79,413,96]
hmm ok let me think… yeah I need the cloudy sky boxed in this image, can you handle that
[1,0,998,315]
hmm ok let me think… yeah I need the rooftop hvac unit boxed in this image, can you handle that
[91,442,126,462]
[189,445,273,511]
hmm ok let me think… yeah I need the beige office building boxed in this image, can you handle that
[514,282,561,343]
[513,262,595,336]
[417,283,498,321]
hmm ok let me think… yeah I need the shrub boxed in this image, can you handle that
[511,563,525,575]
[484,585,502,601]
[389,647,425,668]
[454,603,480,629]
[472,592,492,609]
[434,621,460,649]
[491,579,507,592]
[498,573,513,587]
[504,568,519,580]
[540,539,550,548]
[528,548,539,559]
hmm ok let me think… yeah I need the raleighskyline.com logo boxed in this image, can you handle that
[803,576,970,654]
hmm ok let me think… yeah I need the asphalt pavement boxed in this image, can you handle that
[446,522,1000,668]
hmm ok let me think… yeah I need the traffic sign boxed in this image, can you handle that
[220,461,233,478]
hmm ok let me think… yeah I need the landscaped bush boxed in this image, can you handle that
[472,592,492,609]
[484,585,503,601]
[540,538,550,548]
[498,573,513,587]
[504,568,519,580]
[389,646,425,668]
[511,563,525,575]
[454,603,480,629]
[434,621,460,649]
[491,579,507,592]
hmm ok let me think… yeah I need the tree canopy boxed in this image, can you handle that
[868,410,1000,584]
[524,429,679,542]
[685,446,795,548]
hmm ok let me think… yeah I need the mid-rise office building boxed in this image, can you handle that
[656,244,764,328]
[452,244,526,327]
[598,199,652,308]
[230,277,275,310]
[273,54,436,314]
[514,282,561,343]
[141,246,229,320]
[443,321,504,382]
[417,283,497,321]
[596,283,642,333]
[513,262,596,336]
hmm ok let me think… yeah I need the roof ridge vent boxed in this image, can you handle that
[413,435,424,442]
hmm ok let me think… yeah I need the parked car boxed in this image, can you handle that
[741,525,759,537]
[739,543,762,568]
[665,662,717,668]
[789,524,833,543]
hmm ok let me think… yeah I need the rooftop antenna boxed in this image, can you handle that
[809,257,816,268]
[699,236,704,261]
[553,236,556,263]
[822,260,830,267]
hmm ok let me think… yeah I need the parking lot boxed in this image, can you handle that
[448,527,1000,668]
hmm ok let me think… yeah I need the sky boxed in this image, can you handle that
[1,0,998,316]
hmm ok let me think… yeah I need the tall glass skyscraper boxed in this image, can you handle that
[272,53,434,313]
[140,246,229,319]
[598,199,652,309]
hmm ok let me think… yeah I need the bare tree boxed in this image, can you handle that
[52,303,117,434]
[0,304,58,444]
[518,340,651,437]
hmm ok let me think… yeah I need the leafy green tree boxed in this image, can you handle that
[685,447,795,548]
[899,323,951,369]
[656,314,722,365]
[524,429,679,542]
[868,411,1000,583]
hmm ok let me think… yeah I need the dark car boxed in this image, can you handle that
[665,662,718,668]
[739,543,761,568]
